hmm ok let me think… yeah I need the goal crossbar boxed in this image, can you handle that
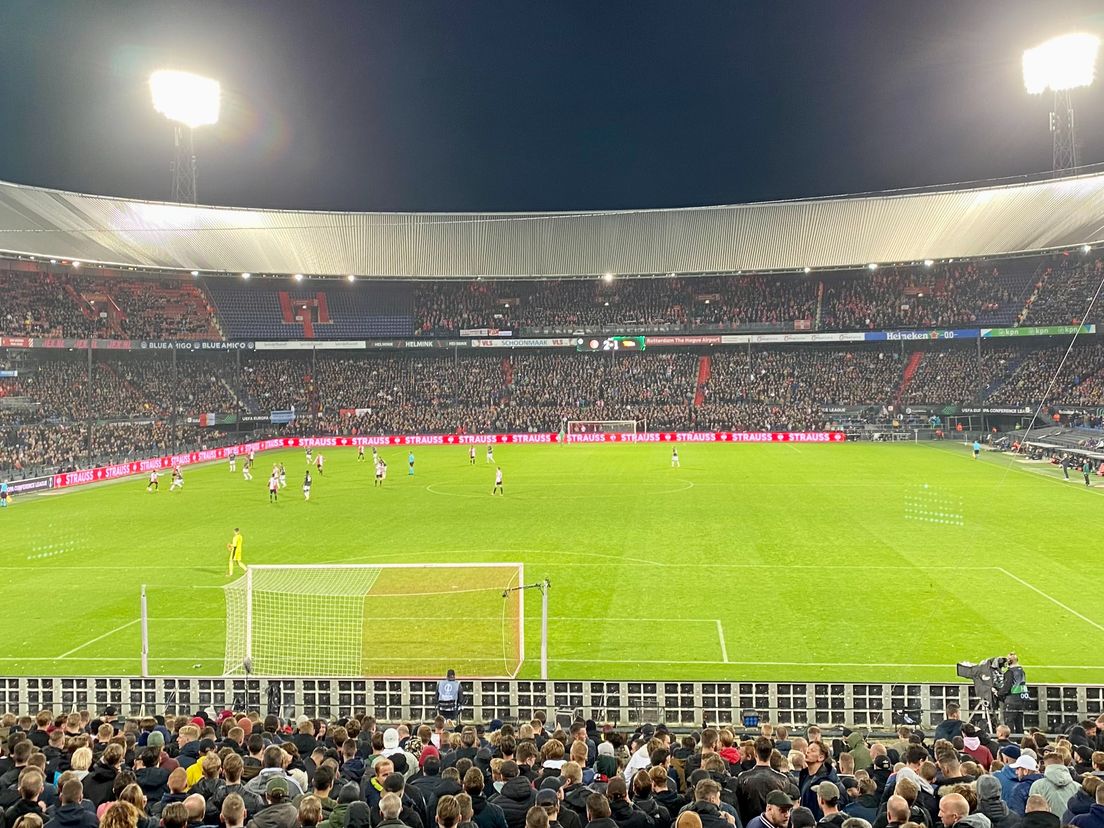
[225,562,526,679]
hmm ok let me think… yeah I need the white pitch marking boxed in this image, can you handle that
[56,619,140,658]
[716,619,729,663]
[997,568,1104,633]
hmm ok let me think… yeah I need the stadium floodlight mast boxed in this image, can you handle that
[1023,33,1100,172]
[149,70,221,204]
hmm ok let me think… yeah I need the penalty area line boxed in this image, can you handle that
[55,619,140,659]
[716,619,729,663]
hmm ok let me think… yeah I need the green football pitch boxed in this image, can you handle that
[2,441,1103,683]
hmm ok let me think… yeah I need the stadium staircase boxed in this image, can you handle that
[502,358,513,387]
[693,355,711,405]
[985,257,1048,327]
[814,280,825,330]
[893,351,925,407]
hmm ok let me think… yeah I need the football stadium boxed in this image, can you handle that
[2,6,1104,828]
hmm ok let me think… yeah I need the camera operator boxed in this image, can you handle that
[997,653,1029,735]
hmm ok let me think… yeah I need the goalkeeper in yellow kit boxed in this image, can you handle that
[227,528,246,576]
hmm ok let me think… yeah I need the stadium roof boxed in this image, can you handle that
[2,171,1104,279]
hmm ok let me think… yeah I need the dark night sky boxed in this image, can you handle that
[3,1,1104,213]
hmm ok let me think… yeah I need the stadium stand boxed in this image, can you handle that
[0,706,1096,828]
[205,279,414,340]
[0,255,1096,340]
[11,338,1104,477]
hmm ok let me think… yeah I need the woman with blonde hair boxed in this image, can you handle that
[69,747,94,780]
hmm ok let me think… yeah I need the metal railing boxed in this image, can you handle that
[0,677,1099,733]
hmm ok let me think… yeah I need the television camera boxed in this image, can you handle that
[956,656,1008,730]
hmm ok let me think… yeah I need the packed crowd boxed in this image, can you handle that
[819,263,1017,332]
[0,255,1099,340]
[12,341,1104,476]
[413,276,819,334]
[987,346,1104,407]
[0,422,217,477]
[106,279,221,341]
[1020,257,1104,328]
[0,271,89,338]
[117,359,242,416]
[0,703,1101,828]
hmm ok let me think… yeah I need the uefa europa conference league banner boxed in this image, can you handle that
[31,432,846,491]
[0,325,1094,352]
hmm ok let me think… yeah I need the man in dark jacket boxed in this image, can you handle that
[746,790,795,828]
[45,779,98,828]
[1020,796,1060,828]
[1009,757,1045,817]
[735,739,799,827]
[681,781,735,828]
[797,745,846,822]
[247,777,299,828]
[135,747,171,802]
[560,764,590,823]
[465,769,507,828]
[4,768,46,828]
[490,763,535,828]
[81,743,124,807]
[976,774,1020,828]
[372,773,425,828]
[411,757,448,812]
[209,754,263,824]
[934,705,964,743]
[152,768,191,818]
[1069,786,1104,828]
[584,794,619,828]
[537,787,580,828]
[376,793,415,828]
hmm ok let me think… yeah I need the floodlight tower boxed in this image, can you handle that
[149,70,221,204]
[1023,33,1100,173]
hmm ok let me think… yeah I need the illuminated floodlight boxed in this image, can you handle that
[72,261,81,269]
[190,270,199,276]
[1083,244,1092,254]
[602,272,614,282]
[1023,34,1099,94]
[867,262,878,271]
[924,259,934,268]
[803,266,811,274]
[241,272,251,280]
[347,274,356,283]
[49,259,57,264]
[293,273,304,282]
[150,70,221,128]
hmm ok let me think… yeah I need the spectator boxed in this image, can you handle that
[245,778,298,828]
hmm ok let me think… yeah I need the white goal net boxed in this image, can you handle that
[565,420,638,436]
[223,563,524,677]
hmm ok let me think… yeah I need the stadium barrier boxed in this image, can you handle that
[40,432,846,490]
[0,676,1097,732]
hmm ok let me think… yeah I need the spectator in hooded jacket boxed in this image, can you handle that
[1068,785,1104,828]
[1029,753,1077,817]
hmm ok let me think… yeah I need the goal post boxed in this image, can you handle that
[565,420,638,437]
[223,563,526,678]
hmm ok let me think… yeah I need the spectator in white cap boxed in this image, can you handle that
[1009,755,1044,816]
